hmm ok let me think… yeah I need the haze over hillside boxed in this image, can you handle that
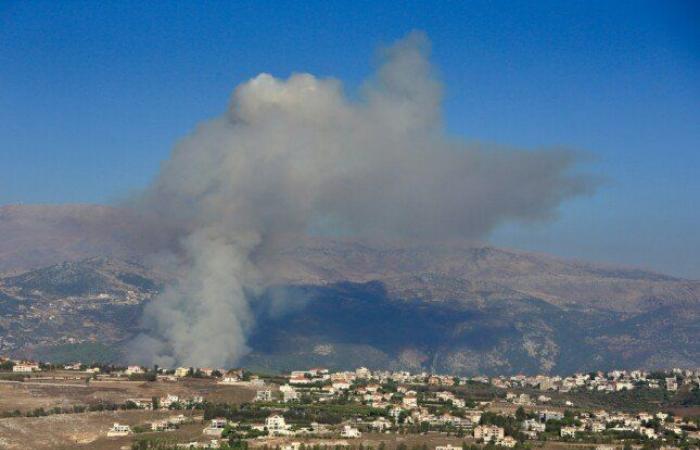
[0,204,164,274]
[0,204,698,374]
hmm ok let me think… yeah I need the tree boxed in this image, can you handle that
[516,407,527,422]
[228,438,249,450]
[420,421,430,433]
[125,400,138,410]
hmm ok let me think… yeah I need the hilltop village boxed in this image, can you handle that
[0,358,699,450]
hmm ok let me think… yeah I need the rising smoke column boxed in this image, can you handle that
[129,32,594,367]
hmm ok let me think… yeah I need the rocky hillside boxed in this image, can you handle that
[244,280,699,375]
[260,237,699,314]
[0,204,698,374]
[0,257,163,360]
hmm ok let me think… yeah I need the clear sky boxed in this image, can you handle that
[1,1,698,278]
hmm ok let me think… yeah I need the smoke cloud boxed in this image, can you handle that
[129,32,594,368]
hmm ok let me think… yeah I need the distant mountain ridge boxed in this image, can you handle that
[0,204,698,374]
[260,237,696,314]
[0,204,173,274]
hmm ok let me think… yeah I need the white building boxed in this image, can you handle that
[666,377,678,391]
[280,384,298,402]
[589,421,606,433]
[160,394,180,408]
[177,439,221,449]
[355,367,371,379]
[199,368,214,376]
[340,425,361,438]
[125,365,144,375]
[12,362,40,373]
[402,391,418,408]
[540,410,564,422]
[560,426,577,438]
[266,415,290,436]
[474,425,504,442]
[464,409,481,423]
[168,414,188,425]
[203,418,228,436]
[638,427,657,439]
[175,367,190,377]
[107,423,132,437]
[497,436,517,448]
[255,389,273,402]
[369,417,392,431]
[289,375,314,385]
[332,380,351,390]
[516,393,532,404]
[126,398,154,410]
[615,381,635,391]
[522,419,545,433]
[151,419,174,432]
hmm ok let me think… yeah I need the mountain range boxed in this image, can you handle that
[0,204,698,374]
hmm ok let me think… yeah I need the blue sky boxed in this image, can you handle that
[1,1,698,278]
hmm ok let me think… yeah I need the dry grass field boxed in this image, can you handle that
[0,375,256,449]
[0,410,191,449]
[0,377,255,414]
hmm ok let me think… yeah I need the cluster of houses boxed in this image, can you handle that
[107,415,190,437]
[124,393,204,410]
[3,358,699,449]
[202,414,363,441]
[488,368,700,393]
[6,359,697,394]
[529,409,700,442]
[151,414,190,431]
[194,366,699,448]
[0,357,42,373]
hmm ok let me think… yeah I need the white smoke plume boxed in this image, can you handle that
[129,32,594,367]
